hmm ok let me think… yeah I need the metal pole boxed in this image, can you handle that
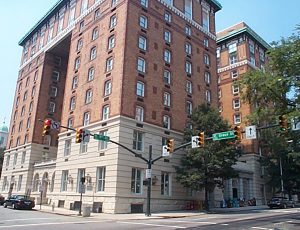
[279,157,284,195]
[40,190,42,210]
[146,145,152,216]
[79,191,83,215]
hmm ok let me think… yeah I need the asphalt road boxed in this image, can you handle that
[1,206,300,229]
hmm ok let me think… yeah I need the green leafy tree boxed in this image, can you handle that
[175,104,240,210]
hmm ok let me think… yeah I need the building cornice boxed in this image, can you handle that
[217,60,257,73]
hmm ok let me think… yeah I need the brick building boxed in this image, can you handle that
[0,0,223,213]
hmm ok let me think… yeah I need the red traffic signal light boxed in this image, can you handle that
[198,132,205,147]
[75,129,84,143]
[233,126,242,141]
[42,119,52,136]
[166,139,174,153]
[279,115,288,133]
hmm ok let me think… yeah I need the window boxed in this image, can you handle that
[68,7,75,25]
[23,91,28,101]
[138,36,147,50]
[77,169,85,192]
[164,30,171,43]
[186,101,192,115]
[58,16,64,32]
[70,97,76,110]
[21,151,26,164]
[164,49,171,63]
[29,102,33,112]
[104,80,112,96]
[136,81,145,97]
[164,11,172,23]
[185,42,192,55]
[72,76,78,89]
[204,72,211,84]
[232,84,239,94]
[18,82,22,92]
[61,170,68,191]
[231,70,238,79]
[185,61,192,74]
[49,102,55,113]
[140,0,148,7]
[83,112,90,126]
[202,8,209,31]
[185,25,191,36]
[24,134,28,144]
[204,38,209,48]
[67,118,73,128]
[13,153,18,166]
[111,0,117,7]
[6,155,10,167]
[228,43,237,53]
[50,86,57,97]
[218,89,222,98]
[137,57,146,73]
[184,0,192,19]
[98,130,108,150]
[163,92,171,106]
[88,67,94,81]
[34,71,38,81]
[133,130,143,151]
[80,0,88,14]
[96,167,106,192]
[229,54,237,64]
[92,27,99,40]
[21,106,25,116]
[16,97,20,107]
[234,114,241,124]
[164,0,173,5]
[131,168,142,194]
[139,15,148,29]
[110,14,117,28]
[186,81,192,94]
[17,175,23,191]
[80,141,88,153]
[259,49,265,61]
[164,70,171,84]
[25,77,30,87]
[233,99,240,109]
[249,41,255,54]
[205,90,211,103]
[102,105,110,120]
[163,115,170,129]
[108,35,115,49]
[26,117,30,129]
[135,106,144,122]
[106,57,114,72]
[16,137,20,146]
[85,89,93,104]
[79,21,84,32]
[94,8,101,20]
[90,47,97,60]
[204,54,210,65]
[63,139,71,157]
[77,39,83,51]
[250,56,256,65]
[47,27,54,43]
[161,172,170,196]
[18,121,23,132]
[2,176,8,191]
[75,57,81,70]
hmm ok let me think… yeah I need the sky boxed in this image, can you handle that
[0,0,299,127]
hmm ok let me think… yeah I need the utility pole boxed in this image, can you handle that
[279,157,284,196]
[146,145,152,216]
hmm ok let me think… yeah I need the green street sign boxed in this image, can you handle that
[94,134,110,142]
[212,131,235,141]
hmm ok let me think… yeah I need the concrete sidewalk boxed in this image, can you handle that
[35,204,268,220]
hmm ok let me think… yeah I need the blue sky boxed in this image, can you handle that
[0,0,299,126]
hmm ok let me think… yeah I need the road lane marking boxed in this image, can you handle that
[117,221,187,229]
[252,227,271,230]
[221,224,229,226]
[2,218,56,222]
[163,219,217,224]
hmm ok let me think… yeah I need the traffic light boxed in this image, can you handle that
[279,115,288,133]
[198,132,205,147]
[75,128,83,143]
[42,119,52,136]
[233,126,242,141]
[166,139,174,153]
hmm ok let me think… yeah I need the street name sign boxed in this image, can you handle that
[212,131,235,141]
[245,125,257,139]
[94,134,110,141]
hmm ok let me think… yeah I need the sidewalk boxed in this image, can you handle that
[36,204,268,220]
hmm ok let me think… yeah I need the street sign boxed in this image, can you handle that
[51,121,60,130]
[291,119,300,131]
[212,131,235,141]
[162,145,169,157]
[191,136,199,148]
[245,125,257,139]
[82,129,90,142]
[94,134,110,141]
[146,169,152,179]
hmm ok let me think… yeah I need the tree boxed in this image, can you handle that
[0,147,5,177]
[239,25,300,196]
[175,104,240,210]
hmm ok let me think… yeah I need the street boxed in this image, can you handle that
[1,207,300,229]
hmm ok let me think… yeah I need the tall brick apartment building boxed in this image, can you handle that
[0,0,224,213]
[217,22,271,205]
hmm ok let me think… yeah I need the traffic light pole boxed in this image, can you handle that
[146,146,152,217]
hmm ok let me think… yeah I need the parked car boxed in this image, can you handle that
[267,197,295,209]
[0,194,5,205]
[3,195,35,210]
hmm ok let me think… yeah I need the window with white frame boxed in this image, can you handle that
[206,90,211,103]
[135,106,144,122]
[85,89,93,104]
[184,0,192,19]
[67,118,73,128]
[164,30,171,43]
[13,153,18,166]
[204,38,209,48]
[58,16,64,32]
[259,49,265,61]
[64,139,71,156]
[79,21,84,32]
[29,101,33,112]
[163,92,171,107]
[80,141,88,153]
[229,54,237,64]
[232,84,239,94]
[185,42,192,55]
[136,81,145,97]
[140,0,148,7]
[98,130,108,150]
[234,114,241,124]
[106,57,114,72]
[249,41,255,54]
[231,70,238,79]
[61,170,68,191]
[139,15,148,29]
[216,47,220,58]
[228,43,237,53]
[49,102,55,113]
[102,105,110,120]
[50,86,57,97]
[250,56,256,65]
[164,70,171,84]
[23,91,28,101]
[131,168,142,194]
[76,169,85,192]
[47,26,54,43]
[161,172,170,196]
[21,151,26,164]
[21,106,25,117]
[70,97,76,110]
[6,155,10,167]
[186,81,192,94]
[111,0,117,7]
[96,167,106,192]
[233,99,240,109]
[185,25,191,36]
[2,176,8,191]
[202,8,209,31]
[52,71,60,82]
[83,112,90,126]
[90,47,97,60]
[17,175,23,191]
[72,76,78,89]
[164,11,172,22]
[88,67,94,82]
[94,8,101,20]
[137,57,146,72]
[68,7,75,25]
[104,80,112,96]
[75,57,81,70]
[163,0,173,5]
[133,130,143,151]
[34,71,38,81]
[26,117,30,129]
[163,115,170,129]
[186,101,192,115]
[138,36,147,50]
[92,27,99,40]
[110,15,117,28]
[185,61,192,74]
[80,0,88,14]
[204,54,210,65]
[108,35,115,50]
[164,49,171,63]
[204,72,211,84]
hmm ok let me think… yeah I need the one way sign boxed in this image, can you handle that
[245,125,257,140]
